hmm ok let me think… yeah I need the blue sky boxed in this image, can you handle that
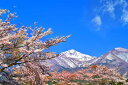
[1,0,128,56]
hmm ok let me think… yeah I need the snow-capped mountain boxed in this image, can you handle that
[93,47,128,64]
[92,47,128,74]
[49,47,128,74]
[48,49,94,71]
[112,47,128,62]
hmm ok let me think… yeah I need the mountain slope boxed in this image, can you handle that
[49,49,94,71]
[92,47,128,74]
[49,47,128,74]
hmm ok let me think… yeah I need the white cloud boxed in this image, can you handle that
[100,0,128,24]
[91,0,128,31]
[92,16,102,31]
[116,0,128,8]
[92,16,102,26]
[105,1,115,15]
[101,0,115,18]
[121,9,128,24]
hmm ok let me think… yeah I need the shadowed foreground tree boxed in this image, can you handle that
[0,9,70,85]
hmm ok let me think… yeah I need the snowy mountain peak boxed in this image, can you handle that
[64,49,77,54]
[49,49,95,69]
[114,47,128,52]
[49,48,128,74]
[61,49,94,60]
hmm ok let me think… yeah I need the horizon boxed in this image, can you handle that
[1,0,128,56]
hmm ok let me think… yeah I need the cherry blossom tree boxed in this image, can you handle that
[0,9,70,85]
[47,65,127,85]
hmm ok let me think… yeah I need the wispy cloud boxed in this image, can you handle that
[101,0,128,24]
[92,16,102,31]
[121,9,128,24]
[102,0,115,18]
[116,0,128,9]
[92,0,128,31]
[92,0,128,30]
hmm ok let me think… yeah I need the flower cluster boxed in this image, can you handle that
[0,9,70,84]
[45,65,127,85]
